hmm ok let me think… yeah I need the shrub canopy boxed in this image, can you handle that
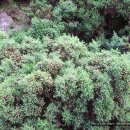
[0,0,130,129]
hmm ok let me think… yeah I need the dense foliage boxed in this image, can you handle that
[0,0,130,130]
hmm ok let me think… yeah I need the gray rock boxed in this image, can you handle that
[0,12,13,32]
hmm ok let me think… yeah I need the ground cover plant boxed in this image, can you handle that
[0,0,130,130]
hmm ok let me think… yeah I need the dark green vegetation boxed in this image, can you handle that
[0,0,130,130]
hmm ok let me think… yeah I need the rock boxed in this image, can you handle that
[6,8,30,31]
[0,8,30,32]
[0,12,14,32]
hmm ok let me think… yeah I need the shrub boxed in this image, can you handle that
[100,32,130,53]
[0,34,128,129]
[22,0,51,19]
[0,70,53,129]
[53,0,77,21]
[53,0,103,41]
[106,32,126,49]
[88,39,100,52]
[29,17,64,39]
[9,30,27,43]
[47,34,88,62]
[51,0,130,42]
[1,22,130,130]
[36,53,64,77]
[36,119,62,130]
[0,31,9,39]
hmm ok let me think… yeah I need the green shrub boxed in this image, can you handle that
[99,32,130,53]
[36,53,64,76]
[51,0,130,42]
[0,31,8,39]
[9,30,27,43]
[87,0,113,7]
[53,0,77,21]
[36,119,62,130]
[88,39,100,52]
[0,1,130,130]
[106,32,126,49]
[1,34,130,129]
[22,0,51,19]
[47,34,88,62]
[29,17,64,39]
[21,124,35,130]
[18,36,44,54]
[53,0,103,41]
[0,70,53,129]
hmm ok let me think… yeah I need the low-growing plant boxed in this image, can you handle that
[29,17,65,39]
[0,16,130,130]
